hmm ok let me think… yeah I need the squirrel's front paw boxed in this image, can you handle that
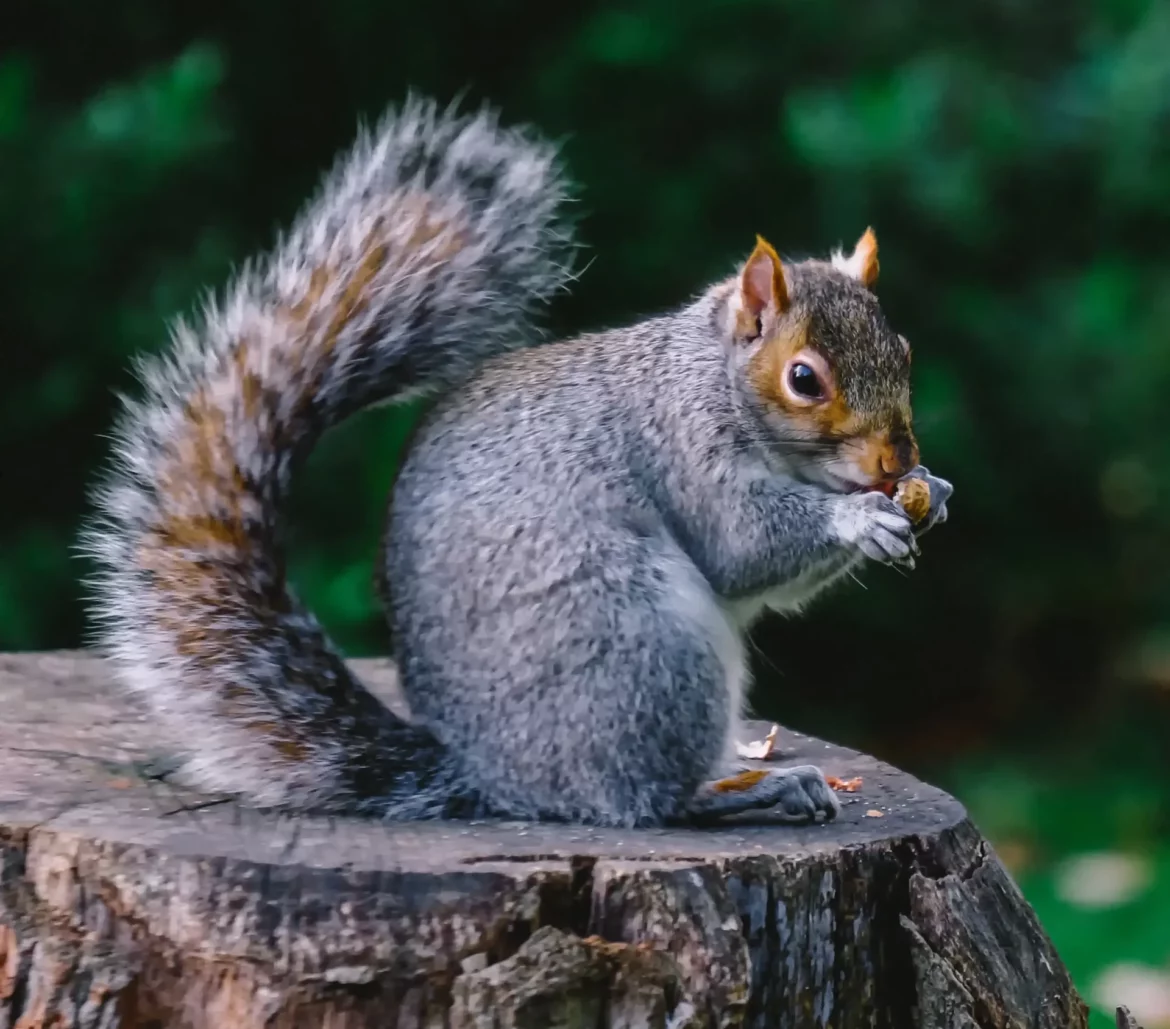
[898,465,953,535]
[830,490,917,566]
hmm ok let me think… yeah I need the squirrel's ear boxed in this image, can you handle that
[740,236,790,320]
[831,227,880,289]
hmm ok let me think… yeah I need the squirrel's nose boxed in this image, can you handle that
[881,435,919,479]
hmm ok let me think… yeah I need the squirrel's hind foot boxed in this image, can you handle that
[687,765,841,824]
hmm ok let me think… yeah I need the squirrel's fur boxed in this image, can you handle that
[86,96,951,827]
[84,98,575,816]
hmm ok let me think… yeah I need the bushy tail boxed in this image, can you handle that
[82,97,576,815]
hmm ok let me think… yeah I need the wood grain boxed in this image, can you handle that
[0,652,1088,1028]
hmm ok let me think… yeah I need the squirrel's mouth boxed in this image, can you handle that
[816,467,873,495]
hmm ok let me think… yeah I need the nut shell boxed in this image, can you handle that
[894,477,932,524]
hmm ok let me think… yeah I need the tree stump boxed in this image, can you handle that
[0,652,1088,1029]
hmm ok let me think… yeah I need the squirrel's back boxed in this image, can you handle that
[83,97,576,814]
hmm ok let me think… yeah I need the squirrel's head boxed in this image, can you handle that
[722,229,917,493]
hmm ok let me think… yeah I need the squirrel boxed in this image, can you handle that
[84,96,952,828]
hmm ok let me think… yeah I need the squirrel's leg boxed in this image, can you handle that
[684,475,915,598]
[687,765,840,823]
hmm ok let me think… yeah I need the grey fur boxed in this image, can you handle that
[82,96,576,815]
[689,765,844,823]
[385,282,949,826]
[85,94,952,828]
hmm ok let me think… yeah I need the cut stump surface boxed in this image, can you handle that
[0,652,1087,1028]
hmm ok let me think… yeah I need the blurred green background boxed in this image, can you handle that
[5,1,1170,1022]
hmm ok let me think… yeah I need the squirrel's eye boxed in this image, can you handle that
[787,362,823,399]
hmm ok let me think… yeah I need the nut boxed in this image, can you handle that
[894,477,931,524]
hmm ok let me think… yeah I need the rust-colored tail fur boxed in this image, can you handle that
[83,97,576,814]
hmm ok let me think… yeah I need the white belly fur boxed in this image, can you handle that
[657,555,749,766]
[721,556,861,631]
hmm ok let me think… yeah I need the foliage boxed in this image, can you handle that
[5,1,1170,1016]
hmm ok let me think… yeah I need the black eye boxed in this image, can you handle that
[787,362,823,399]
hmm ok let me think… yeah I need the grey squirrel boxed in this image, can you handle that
[85,96,952,828]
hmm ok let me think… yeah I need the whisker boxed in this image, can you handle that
[747,632,786,678]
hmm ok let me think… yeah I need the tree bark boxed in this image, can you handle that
[0,652,1088,1028]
